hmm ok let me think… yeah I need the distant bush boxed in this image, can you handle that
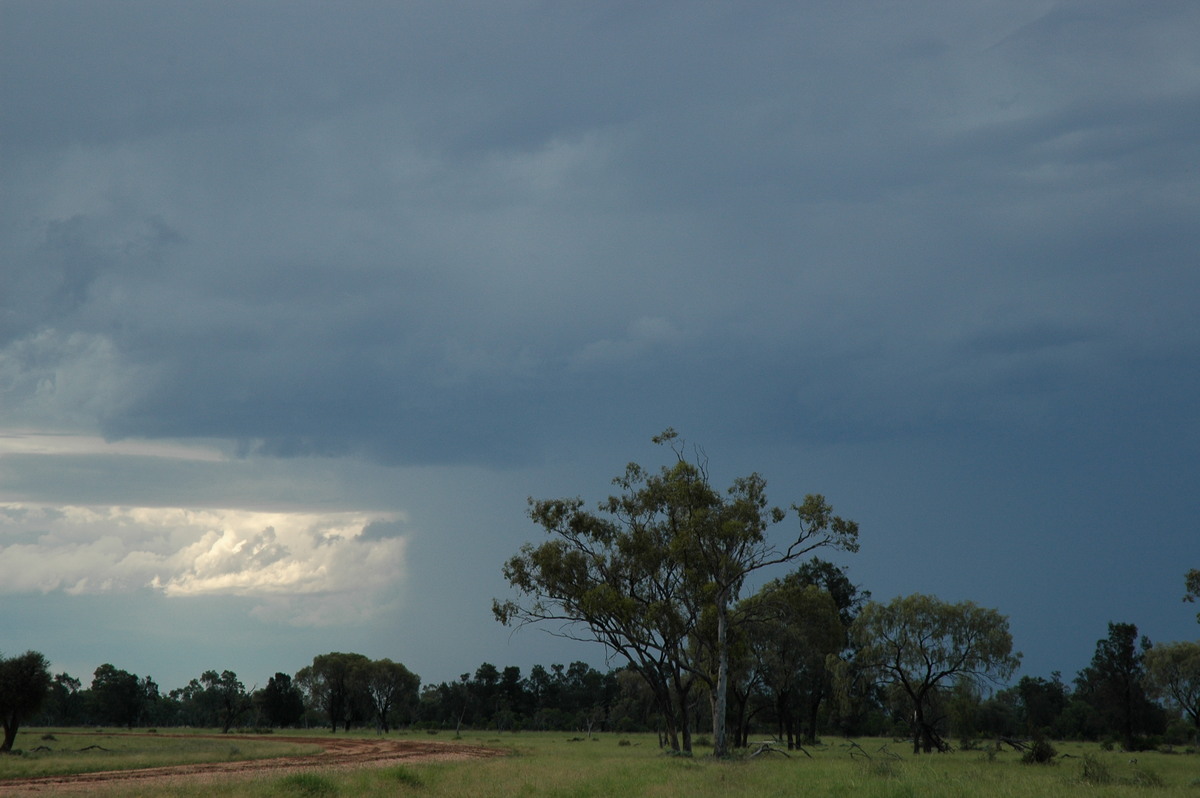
[1020,738,1057,765]
[1164,719,1195,746]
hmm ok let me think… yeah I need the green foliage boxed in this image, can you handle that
[259,672,306,728]
[1079,754,1112,784]
[381,765,424,787]
[1019,738,1057,765]
[1074,622,1164,750]
[495,429,857,757]
[1128,767,1166,788]
[849,594,1020,754]
[1144,640,1200,735]
[275,772,340,797]
[1076,753,1166,788]
[1185,570,1200,621]
[90,664,156,729]
[296,652,372,733]
[738,576,845,747]
[0,651,52,752]
[169,669,251,733]
[863,758,902,779]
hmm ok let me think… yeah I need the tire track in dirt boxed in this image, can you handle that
[1,734,505,795]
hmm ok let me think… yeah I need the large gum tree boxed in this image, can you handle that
[494,429,858,757]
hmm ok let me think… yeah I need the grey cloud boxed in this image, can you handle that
[1,0,1198,691]
[1,0,1196,468]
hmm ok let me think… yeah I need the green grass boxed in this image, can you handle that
[3,730,1198,798]
[0,728,320,779]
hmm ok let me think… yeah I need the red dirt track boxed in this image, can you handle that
[1,733,505,795]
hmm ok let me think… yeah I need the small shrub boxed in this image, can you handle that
[1021,738,1058,765]
[1128,768,1165,788]
[275,772,339,797]
[382,766,423,787]
[866,760,901,779]
[40,733,57,741]
[618,739,632,747]
[1100,738,1115,751]
[692,735,711,748]
[1079,755,1112,785]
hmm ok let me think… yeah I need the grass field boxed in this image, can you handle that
[3,729,1198,797]
[0,729,320,779]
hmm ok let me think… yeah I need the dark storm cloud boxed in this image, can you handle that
[2,1,1198,686]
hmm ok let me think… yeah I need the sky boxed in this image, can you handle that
[1,0,1197,696]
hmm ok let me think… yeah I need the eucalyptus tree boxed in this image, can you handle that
[1143,640,1200,735]
[0,651,52,752]
[1074,622,1162,751]
[91,664,155,729]
[296,652,370,732]
[741,580,844,747]
[258,672,305,728]
[203,670,251,733]
[494,429,858,756]
[362,659,419,732]
[849,594,1020,753]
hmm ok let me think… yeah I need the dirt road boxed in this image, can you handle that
[1,733,505,795]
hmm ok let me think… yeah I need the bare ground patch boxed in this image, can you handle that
[0,733,505,795]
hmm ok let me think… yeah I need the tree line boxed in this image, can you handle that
[1,585,1196,754]
[2,580,1194,755]
[2,434,1197,755]
[493,431,1200,756]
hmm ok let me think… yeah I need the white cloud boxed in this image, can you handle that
[0,429,223,462]
[0,504,406,626]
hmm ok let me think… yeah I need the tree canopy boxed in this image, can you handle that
[296,652,371,733]
[849,593,1020,753]
[1074,622,1163,751]
[1186,570,1200,622]
[0,651,52,752]
[1143,640,1200,735]
[494,428,858,756]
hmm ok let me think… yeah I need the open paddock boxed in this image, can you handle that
[1,730,1197,797]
